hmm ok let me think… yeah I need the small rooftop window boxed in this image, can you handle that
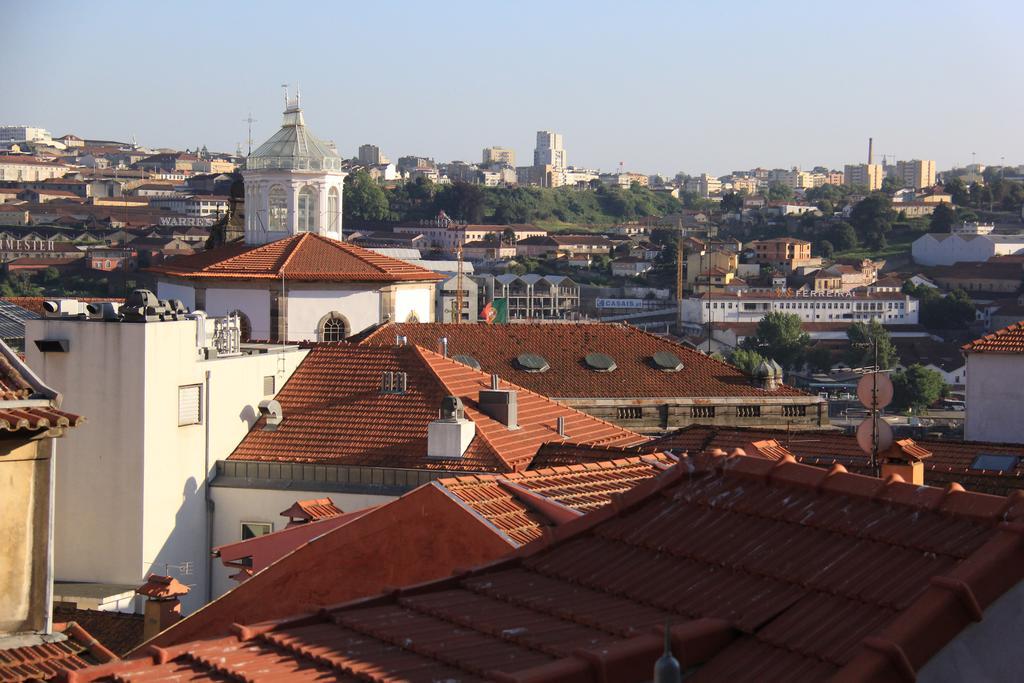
[969,453,1019,472]
[453,354,481,370]
[652,351,684,372]
[584,352,617,372]
[515,352,550,373]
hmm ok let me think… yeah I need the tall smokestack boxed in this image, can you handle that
[868,137,873,165]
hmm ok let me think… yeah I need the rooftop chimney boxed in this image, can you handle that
[258,399,282,431]
[479,385,518,429]
[396,334,407,346]
[557,416,566,438]
[136,574,190,641]
[427,395,475,459]
[439,337,448,357]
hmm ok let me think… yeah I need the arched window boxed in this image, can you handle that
[297,186,317,233]
[268,185,287,232]
[318,312,349,342]
[229,309,252,341]
[327,187,339,232]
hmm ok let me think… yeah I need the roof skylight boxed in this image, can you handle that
[652,351,684,372]
[969,453,1020,472]
[452,354,481,370]
[584,352,617,372]
[515,353,550,373]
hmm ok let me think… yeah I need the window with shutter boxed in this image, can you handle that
[178,384,202,426]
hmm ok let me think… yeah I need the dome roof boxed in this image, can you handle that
[247,98,343,172]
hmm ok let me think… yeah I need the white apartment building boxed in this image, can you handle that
[685,173,722,197]
[951,222,995,236]
[25,298,308,613]
[0,155,68,182]
[482,146,515,166]
[534,131,566,168]
[682,290,920,326]
[0,125,53,146]
[844,163,884,191]
[896,159,936,189]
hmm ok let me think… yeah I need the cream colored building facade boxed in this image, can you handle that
[897,159,936,189]
[844,163,884,191]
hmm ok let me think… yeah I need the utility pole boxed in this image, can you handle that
[870,334,879,477]
[455,241,464,324]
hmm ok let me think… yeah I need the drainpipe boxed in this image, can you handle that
[44,437,56,634]
[203,370,213,604]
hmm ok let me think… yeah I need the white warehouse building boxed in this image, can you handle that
[912,232,1024,266]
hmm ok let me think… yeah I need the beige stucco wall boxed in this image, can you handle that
[0,439,50,634]
[964,353,1024,443]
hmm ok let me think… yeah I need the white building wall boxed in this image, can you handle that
[209,486,396,597]
[25,317,307,614]
[155,281,196,310]
[912,234,1024,266]
[204,288,272,340]
[964,353,1024,443]
[26,320,147,600]
[285,287,381,340]
[684,295,919,326]
[394,285,434,323]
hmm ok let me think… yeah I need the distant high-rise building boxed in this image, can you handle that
[0,125,52,146]
[897,159,936,189]
[482,146,515,167]
[358,144,388,166]
[533,131,566,169]
[844,164,884,191]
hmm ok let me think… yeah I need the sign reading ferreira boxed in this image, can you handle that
[158,216,217,227]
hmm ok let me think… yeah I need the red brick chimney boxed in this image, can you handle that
[136,574,190,641]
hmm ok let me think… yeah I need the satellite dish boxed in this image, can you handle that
[857,416,894,456]
[857,373,894,411]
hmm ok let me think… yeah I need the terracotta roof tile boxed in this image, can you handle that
[228,344,646,473]
[359,322,811,399]
[50,607,144,658]
[72,454,1024,682]
[147,233,443,282]
[0,622,117,682]
[962,320,1024,353]
[135,574,189,599]
[0,341,83,432]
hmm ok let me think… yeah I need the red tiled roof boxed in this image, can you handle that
[147,233,443,282]
[280,497,344,523]
[0,622,116,682]
[438,454,675,545]
[358,322,810,399]
[77,453,1024,682]
[962,320,1024,354]
[0,342,83,433]
[50,608,144,658]
[650,425,1024,498]
[228,344,646,473]
[529,441,665,469]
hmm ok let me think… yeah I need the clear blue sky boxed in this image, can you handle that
[3,0,1021,176]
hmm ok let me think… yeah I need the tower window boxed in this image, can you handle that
[319,312,349,342]
[298,186,317,233]
[268,185,287,232]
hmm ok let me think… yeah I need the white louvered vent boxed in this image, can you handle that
[178,384,202,426]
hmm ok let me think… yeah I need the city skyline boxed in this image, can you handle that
[3,1,1023,176]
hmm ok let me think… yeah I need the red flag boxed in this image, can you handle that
[481,302,496,324]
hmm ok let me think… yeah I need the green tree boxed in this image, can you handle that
[830,222,858,251]
[767,181,794,201]
[742,311,810,370]
[720,191,744,214]
[943,177,969,205]
[343,170,390,221]
[729,348,766,375]
[930,202,956,233]
[845,320,898,369]
[891,364,945,413]
[849,193,894,250]
[818,240,834,258]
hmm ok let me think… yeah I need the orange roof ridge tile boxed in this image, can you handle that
[962,319,1024,353]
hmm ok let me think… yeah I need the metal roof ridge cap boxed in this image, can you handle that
[494,477,584,525]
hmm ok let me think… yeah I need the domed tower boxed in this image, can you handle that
[242,91,347,245]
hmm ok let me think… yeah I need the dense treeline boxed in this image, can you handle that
[344,172,699,226]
